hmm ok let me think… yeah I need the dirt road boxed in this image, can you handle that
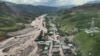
[48,19,64,56]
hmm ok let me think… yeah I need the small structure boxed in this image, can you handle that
[38,41,46,44]
[62,45,70,49]
[68,44,74,48]
[52,48,59,52]
[43,47,49,54]
[52,50,60,56]
[85,18,100,34]
[53,42,60,48]
[38,41,51,45]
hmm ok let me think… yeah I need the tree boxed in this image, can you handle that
[37,30,46,41]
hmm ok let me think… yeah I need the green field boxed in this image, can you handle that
[0,13,29,36]
[55,9,100,56]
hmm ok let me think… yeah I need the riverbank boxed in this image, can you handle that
[0,35,11,42]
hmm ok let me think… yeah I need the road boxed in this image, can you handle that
[48,19,64,56]
[0,14,47,56]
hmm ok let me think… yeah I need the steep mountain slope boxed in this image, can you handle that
[0,2,17,16]
[0,2,17,28]
[56,3,100,31]
[5,2,60,18]
[0,2,25,35]
[55,3,100,56]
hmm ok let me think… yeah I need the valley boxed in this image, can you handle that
[0,1,60,41]
[0,14,47,56]
[0,0,100,56]
[0,14,77,56]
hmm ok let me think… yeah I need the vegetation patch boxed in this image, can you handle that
[75,32,100,56]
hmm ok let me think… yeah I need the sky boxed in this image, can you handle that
[2,0,97,6]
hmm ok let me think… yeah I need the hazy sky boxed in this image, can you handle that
[2,0,97,6]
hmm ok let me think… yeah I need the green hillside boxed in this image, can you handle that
[55,3,100,56]
[56,10,100,31]
[0,2,30,36]
[0,13,25,35]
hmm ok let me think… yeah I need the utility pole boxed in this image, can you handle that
[90,18,95,31]
[90,18,95,36]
